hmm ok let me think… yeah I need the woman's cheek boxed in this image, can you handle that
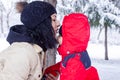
[52,21,56,31]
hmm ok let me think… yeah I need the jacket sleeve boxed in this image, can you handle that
[0,52,42,80]
[44,62,61,77]
[27,53,42,80]
[0,52,31,80]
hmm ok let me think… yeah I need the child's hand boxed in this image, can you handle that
[45,72,59,80]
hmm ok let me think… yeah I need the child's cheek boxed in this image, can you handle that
[58,36,63,45]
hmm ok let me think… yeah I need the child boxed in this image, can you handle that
[44,13,99,80]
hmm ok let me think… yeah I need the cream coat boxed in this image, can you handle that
[0,42,44,80]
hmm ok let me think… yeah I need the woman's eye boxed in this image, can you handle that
[52,19,56,22]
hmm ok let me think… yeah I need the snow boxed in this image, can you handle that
[1,38,120,80]
[105,13,120,25]
[0,38,9,52]
[87,0,120,27]
[56,42,120,80]
[90,28,120,45]
[92,58,120,80]
[9,12,23,27]
[1,0,12,10]
[87,42,120,59]
[0,0,120,80]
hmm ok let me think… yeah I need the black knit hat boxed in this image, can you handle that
[21,1,56,29]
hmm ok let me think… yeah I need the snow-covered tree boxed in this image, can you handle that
[44,0,57,7]
[0,0,5,34]
[57,0,120,60]
[110,0,120,9]
[56,0,89,21]
[85,0,120,60]
[43,0,57,70]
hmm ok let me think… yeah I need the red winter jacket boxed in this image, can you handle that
[44,13,99,80]
[58,13,90,58]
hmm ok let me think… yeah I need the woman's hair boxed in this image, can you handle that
[27,17,57,51]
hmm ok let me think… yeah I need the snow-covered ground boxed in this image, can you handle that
[0,0,120,79]
[88,43,120,80]
[0,38,9,52]
[0,38,120,80]
[92,58,120,80]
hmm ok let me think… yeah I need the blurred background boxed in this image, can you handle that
[0,0,120,80]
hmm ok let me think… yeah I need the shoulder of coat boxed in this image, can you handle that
[9,42,44,55]
[32,44,43,54]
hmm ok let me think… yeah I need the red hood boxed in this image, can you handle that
[58,13,90,57]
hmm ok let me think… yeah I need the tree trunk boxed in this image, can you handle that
[0,9,4,33]
[44,0,57,7]
[6,9,12,29]
[43,0,57,69]
[44,48,57,69]
[97,27,103,40]
[0,1,4,34]
[104,26,109,60]
[61,0,66,15]
[6,13,10,29]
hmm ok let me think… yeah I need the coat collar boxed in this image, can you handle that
[33,44,43,53]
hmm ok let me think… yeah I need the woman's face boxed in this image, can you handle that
[51,14,60,35]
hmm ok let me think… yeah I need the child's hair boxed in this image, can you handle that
[59,26,62,36]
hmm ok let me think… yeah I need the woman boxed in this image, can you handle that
[0,1,60,80]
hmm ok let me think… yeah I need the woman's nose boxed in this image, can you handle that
[56,20,60,27]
